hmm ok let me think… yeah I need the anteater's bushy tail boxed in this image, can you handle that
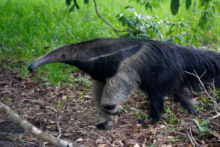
[183,48,220,91]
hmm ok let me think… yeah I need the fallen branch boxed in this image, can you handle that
[0,102,85,147]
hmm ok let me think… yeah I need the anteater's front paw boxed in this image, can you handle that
[96,122,112,130]
[187,106,197,115]
[103,104,116,111]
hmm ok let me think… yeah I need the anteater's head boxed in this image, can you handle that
[28,39,125,72]
[28,44,79,72]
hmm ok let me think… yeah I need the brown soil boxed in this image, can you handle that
[0,64,219,147]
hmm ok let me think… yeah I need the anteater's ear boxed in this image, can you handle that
[71,47,78,58]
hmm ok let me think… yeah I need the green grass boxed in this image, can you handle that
[0,0,141,85]
[0,0,219,85]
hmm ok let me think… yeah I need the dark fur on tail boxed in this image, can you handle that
[139,41,220,92]
[135,41,220,122]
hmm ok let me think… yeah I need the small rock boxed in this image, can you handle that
[97,144,107,147]
[134,143,140,147]
[96,138,105,144]
[118,140,124,146]
[130,107,137,111]
[160,124,166,129]
[75,138,83,142]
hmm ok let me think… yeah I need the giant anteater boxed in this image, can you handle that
[28,38,220,130]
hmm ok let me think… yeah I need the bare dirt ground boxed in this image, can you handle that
[0,64,219,147]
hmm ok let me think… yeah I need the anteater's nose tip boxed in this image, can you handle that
[28,64,34,72]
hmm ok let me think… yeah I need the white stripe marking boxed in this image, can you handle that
[84,44,140,61]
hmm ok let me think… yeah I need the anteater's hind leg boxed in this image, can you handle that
[173,88,197,115]
[92,80,112,130]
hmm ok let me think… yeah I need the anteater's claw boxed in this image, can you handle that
[28,64,34,72]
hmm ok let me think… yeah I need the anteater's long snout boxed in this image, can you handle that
[28,45,73,72]
[28,55,52,72]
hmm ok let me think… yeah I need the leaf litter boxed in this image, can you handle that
[0,63,219,147]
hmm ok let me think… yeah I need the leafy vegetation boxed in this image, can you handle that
[118,0,219,46]
[0,0,219,85]
[194,118,211,137]
[164,106,179,125]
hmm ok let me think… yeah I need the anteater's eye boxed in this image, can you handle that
[61,54,66,59]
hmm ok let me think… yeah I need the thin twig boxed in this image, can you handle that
[57,121,62,139]
[92,0,127,36]
[187,126,201,147]
[187,130,195,147]
[42,120,63,147]
[211,79,216,94]
[23,99,46,105]
[56,105,62,139]
[185,70,220,113]
[43,120,62,147]
[208,113,220,120]
[198,69,207,79]
[167,130,187,137]
[210,121,220,127]
[189,126,200,147]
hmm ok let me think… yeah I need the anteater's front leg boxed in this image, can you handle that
[98,72,135,129]
[92,80,112,130]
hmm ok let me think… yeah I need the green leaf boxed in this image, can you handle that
[176,34,185,43]
[171,0,180,15]
[84,0,89,4]
[186,0,191,9]
[201,0,209,6]
[69,5,75,12]
[201,119,209,126]
[74,0,80,9]
[200,127,210,132]
[200,95,207,104]
[57,100,63,107]
[145,2,152,11]
[124,6,132,9]
[66,0,72,6]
